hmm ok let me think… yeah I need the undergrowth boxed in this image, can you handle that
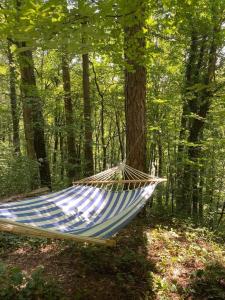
[0,216,224,299]
[0,263,65,300]
[147,215,225,299]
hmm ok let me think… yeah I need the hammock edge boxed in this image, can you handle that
[0,218,116,246]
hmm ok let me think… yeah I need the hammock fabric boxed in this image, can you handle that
[0,164,165,246]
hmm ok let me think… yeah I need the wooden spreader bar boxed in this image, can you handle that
[0,219,115,246]
[73,178,167,185]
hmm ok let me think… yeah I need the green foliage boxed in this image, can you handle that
[0,233,27,254]
[0,232,52,255]
[0,150,39,197]
[0,263,65,300]
[22,267,65,300]
[0,263,24,300]
[188,262,225,299]
[146,217,225,299]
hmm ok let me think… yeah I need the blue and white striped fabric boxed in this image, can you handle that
[0,184,157,240]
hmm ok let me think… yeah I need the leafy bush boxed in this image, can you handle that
[0,148,39,197]
[0,263,65,300]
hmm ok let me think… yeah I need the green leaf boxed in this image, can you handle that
[0,65,7,75]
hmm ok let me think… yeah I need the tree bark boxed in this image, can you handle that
[124,0,147,172]
[18,44,51,189]
[7,40,20,155]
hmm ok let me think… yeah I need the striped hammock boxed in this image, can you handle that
[0,164,165,246]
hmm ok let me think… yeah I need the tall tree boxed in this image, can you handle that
[176,2,224,218]
[82,20,94,176]
[91,61,107,170]
[82,52,94,176]
[7,40,20,154]
[18,44,51,188]
[124,0,147,172]
[61,52,78,182]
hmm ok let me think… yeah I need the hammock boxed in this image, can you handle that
[0,164,165,246]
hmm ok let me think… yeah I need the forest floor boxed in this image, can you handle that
[0,216,224,300]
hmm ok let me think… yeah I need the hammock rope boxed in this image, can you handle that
[73,163,165,189]
[0,164,166,246]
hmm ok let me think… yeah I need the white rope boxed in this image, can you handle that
[73,163,165,190]
[124,164,152,179]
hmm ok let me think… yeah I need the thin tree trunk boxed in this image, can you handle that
[52,114,59,171]
[59,131,64,181]
[217,202,225,228]
[7,40,20,154]
[82,52,94,176]
[101,99,107,170]
[198,166,205,221]
[156,133,163,208]
[61,52,78,182]
[114,108,124,162]
[91,61,107,170]
[176,31,199,215]
[176,22,219,218]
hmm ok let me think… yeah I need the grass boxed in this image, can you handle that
[0,216,224,299]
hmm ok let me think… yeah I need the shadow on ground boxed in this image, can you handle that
[0,219,157,300]
[53,219,157,299]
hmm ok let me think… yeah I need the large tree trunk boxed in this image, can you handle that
[61,52,78,182]
[7,40,20,155]
[82,52,94,176]
[18,44,51,189]
[124,0,147,172]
